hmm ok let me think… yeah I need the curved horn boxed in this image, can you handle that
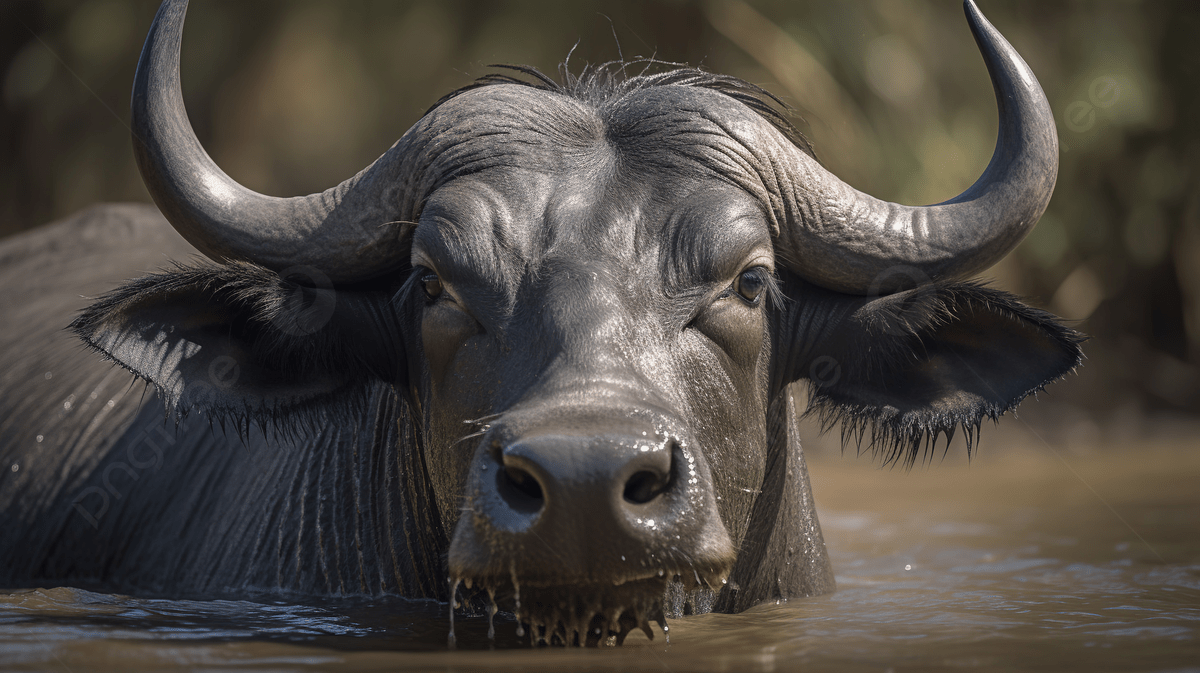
[775,0,1058,295]
[132,0,410,282]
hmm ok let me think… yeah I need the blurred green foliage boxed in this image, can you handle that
[2,0,1198,421]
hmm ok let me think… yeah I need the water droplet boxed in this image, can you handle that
[35,435,43,443]
[44,372,52,380]
[905,564,912,571]
[106,400,115,407]
[10,464,18,472]
[620,555,625,561]
[657,568,664,577]
[62,401,71,410]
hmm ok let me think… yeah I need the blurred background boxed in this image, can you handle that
[1,0,1197,442]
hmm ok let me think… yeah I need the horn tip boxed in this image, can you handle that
[962,0,990,34]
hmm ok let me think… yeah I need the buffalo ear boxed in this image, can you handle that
[781,279,1085,464]
[71,261,408,433]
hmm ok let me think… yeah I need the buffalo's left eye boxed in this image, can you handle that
[733,267,768,304]
[421,272,443,301]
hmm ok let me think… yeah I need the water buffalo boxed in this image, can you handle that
[0,0,1082,646]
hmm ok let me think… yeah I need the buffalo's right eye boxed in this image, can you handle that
[421,273,443,301]
[733,267,768,305]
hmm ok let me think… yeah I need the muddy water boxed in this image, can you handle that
[3,427,1198,672]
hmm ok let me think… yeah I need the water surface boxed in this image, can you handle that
[3,428,1197,672]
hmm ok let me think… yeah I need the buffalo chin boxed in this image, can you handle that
[453,571,728,647]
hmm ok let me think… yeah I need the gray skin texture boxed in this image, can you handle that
[0,206,443,600]
[0,199,835,627]
[0,2,1084,648]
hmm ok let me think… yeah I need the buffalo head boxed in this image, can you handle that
[71,0,1082,646]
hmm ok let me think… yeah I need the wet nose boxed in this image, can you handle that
[495,433,675,525]
[449,421,737,587]
[453,429,700,571]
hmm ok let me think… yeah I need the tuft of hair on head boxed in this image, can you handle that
[427,58,817,160]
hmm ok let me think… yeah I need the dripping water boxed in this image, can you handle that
[511,567,524,638]
[447,578,460,649]
[487,588,497,641]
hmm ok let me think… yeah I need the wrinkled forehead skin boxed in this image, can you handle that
[402,83,797,239]
[405,83,792,548]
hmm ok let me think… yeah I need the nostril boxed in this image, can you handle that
[498,465,544,514]
[506,466,543,500]
[623,470,666,504]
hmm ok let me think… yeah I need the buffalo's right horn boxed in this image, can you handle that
[132,0,411,283]
[774,0,1058,295]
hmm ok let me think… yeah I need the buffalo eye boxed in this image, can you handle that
[421,272,443,301]
[733,267,768,305]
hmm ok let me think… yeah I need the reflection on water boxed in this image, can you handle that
[2,433,1198,672]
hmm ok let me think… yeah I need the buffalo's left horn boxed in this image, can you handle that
[132,0,410,282]
[775,0,1058,295]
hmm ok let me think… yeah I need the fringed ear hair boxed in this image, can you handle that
[785,281,1085,467]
